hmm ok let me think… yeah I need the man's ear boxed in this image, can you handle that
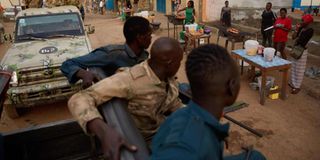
[227,78,240,100]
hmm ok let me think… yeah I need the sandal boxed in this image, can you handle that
[291,88,301,94]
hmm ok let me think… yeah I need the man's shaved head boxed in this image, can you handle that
[151,37,183,61]
[149,37,183,78]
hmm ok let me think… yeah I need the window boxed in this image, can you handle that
[15,13,84,42]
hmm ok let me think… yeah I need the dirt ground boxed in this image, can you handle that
[1,12,320,160]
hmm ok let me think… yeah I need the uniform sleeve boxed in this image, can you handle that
[68,71,133,134]
[61,49,116,84]
[168,97,184,113]
[167,81,185,113]
[150,142,198,160]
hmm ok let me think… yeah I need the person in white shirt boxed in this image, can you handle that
[99,0,104,15]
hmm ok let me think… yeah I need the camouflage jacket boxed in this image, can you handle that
[68,61,183,141]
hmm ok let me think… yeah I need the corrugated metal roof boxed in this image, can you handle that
[16,5,80,18]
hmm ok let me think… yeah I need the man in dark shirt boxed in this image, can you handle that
[261,2,277,47]
[61,16,152,88]
[151,44,266,160]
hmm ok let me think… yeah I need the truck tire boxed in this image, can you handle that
[0,32,4,44]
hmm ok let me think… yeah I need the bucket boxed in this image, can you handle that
[269,86,279,100]
[263,47,276,62]
[244,40,259,56]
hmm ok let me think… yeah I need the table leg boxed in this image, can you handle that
[249,66,256,82]
[241,60,244,75]
[225,40,229,50]
[184,36,188,51]
[232,40,235,50]
[280,68,289,100]
[208,37,210,44]
[174,24,176,39]
[260,71,267,105]
[167,22,169,37]
[193,39,196,49]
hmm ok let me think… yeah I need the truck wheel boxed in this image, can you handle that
[4,104,20,119]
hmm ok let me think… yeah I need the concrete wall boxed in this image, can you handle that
[0,0,20,8]
[301,0,320,6]
[204,0,292,22]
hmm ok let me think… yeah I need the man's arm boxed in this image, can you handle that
[68,71,132,133]
[177,7,186,13]
[61,49,115,84]
[68,71,136,159]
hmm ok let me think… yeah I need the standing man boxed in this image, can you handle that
[68,37,184,159]
[151,44,266,160]
[273,8,292,59]
[60,16,152,88]
[261,2,277,47]
[220,0,231,27]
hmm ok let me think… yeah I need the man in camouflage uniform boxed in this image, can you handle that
[68,37,184,159]
[61,16,151,88]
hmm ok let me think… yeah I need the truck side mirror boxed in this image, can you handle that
[85,24,95,34]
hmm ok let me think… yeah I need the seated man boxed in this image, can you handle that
[151,44,266,160]
[60,16,152,88]
[68,37,184,159]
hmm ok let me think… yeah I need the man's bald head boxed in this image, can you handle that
[149,37,183,78]
[150,37,183,61]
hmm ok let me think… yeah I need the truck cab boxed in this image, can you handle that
[0,6,92,118]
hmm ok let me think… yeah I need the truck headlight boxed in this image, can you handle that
[10,71,18,87]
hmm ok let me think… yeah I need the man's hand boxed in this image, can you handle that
[87,118,137,160]
[76,69,100,88]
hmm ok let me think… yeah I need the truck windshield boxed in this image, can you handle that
[15,13,84,42]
